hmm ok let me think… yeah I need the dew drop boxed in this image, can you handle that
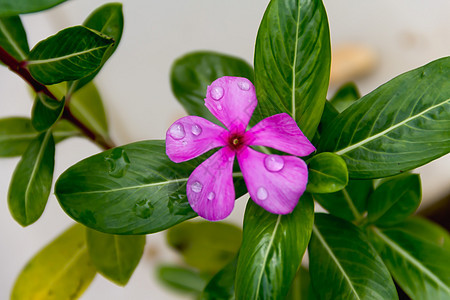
[169,123,186,140]
[191,124,202,136]
[191,181,203,193]
[237,81,250,91]
[257,187,268,201]
[134,199,154,219]
[207,192,215,201]
[182,141,187,146]
[264,155,285,172]
[217,103,223,111]
[211,86,224,100]
[105,148,130,178]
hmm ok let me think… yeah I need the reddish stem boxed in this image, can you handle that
[0,45,115,150]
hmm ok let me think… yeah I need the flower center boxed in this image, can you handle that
[228,133,246,151]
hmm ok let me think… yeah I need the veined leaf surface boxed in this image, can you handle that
[0,15,28,60]
[319,57,450,178]
[254,0,331,138]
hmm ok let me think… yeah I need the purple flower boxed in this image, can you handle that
[166,76,315,221]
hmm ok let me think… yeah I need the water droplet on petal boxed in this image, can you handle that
[264,155,285,172]
[105,148,130,178]
[191,124,202,136]
[134,199,154,219]
[257,187,268,201]
[217,103,223,111]
[211,86,224,100]
[237,81,250,91]
[191,181,203,193]
[169,123,186,140]
[182,141,187,146]
[207,192,215,201]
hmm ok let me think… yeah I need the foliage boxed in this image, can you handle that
[0,0,449,299]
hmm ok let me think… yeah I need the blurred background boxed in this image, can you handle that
[1,0,449,299]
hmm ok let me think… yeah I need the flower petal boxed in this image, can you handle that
[187,147,236,221]
[166,116,227,163]
[237,147,308,214]
[205,76,257,132]
[247,113,315,157]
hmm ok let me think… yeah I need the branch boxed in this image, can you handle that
[0,45,115,150]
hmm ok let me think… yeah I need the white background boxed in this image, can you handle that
[1,1,449,299]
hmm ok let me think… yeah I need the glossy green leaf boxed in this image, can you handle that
[69,3,124,92]
[309,214,397,300]
[0,0,68,16]
[0,15,28,60]
[0,117,79,157]
[8,130,55,226]
[330,82,360,113]
[31,93,65,131]
[313,179,373,222]
[368,226,450,299]
[286,267,318,300]
[27,26,114,85]
[254,0,331,138]
[235,194,314,300]
[306,152,348,193]
[157,265,208,294]
[201,257,237,300]
[367,173,421,226]
[167,221,242,273]
[11,224,96,300]
[319,57,450,178]
[49,81,109,138]
[86,228,145,285]
[171,51,254,125]
[55,140,246,234]
[393,216,450,251]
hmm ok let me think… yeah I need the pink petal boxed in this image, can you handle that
[237,147,308,214]
[166,116,227,163]
[205,76,257,132]
[187,147,236,221]
[246,113,315,157]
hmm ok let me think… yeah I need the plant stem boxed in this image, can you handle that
[0,45,115,150]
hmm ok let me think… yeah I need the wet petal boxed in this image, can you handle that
[205,76,257,132]
[237,147,308,214]
[166,116,228,163]
[247,113,315,157]
[187,147,236,221]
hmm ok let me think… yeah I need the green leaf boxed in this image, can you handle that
[235,194,314,300]
[367,173,421,226]
[157,265,209,294]
[393,216,450,251]
[330,82,360,113]
[368,225,450,299]
[55,140,246,234]
[0,15,28,60]
[0,117,79,157]
[0,0,68,16]
[27,26,114,85]
[8,130,55,226]
[201,257,237,300]
[171,51,254,125]
[69,3,124,92]
[254,0,331,139]
[11,224,96,300]
[286,267,318,300]
[49,81,109,138]
[312,179,373,222]
[31,93,65,131]
[309,214,397,299]
[167,221,242,273]
[319,57,450,178]
[306,152,348,193]
[86,228,145,286]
